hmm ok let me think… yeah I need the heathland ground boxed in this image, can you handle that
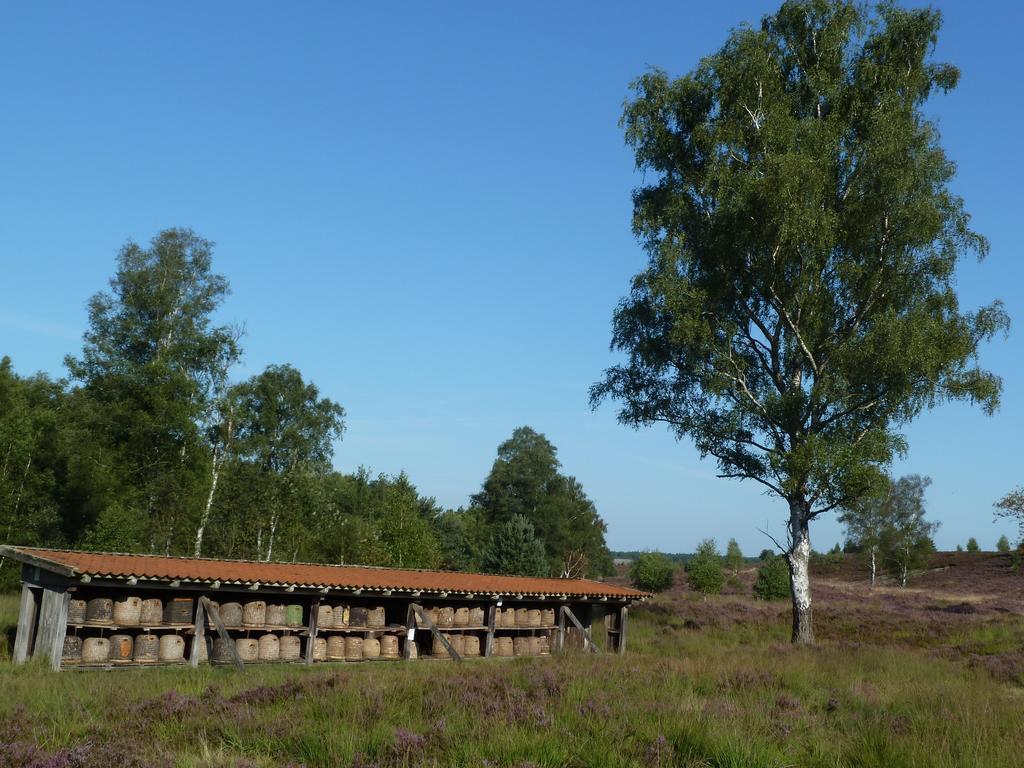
[1,552,1022,767]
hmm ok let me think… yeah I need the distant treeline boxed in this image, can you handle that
[0,229,613,590]
[612,551,694,564]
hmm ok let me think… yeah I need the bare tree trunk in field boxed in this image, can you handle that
[787,499,814,644]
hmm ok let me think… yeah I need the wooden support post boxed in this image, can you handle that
[403,603,416,660]
[12,585,39,664]
[618,605,628,655]
[305,598,320,665]
[483,603,497,658]
[190,598,207,667]
[34,586,70,671]
[410,603,461,661]
[200,597,244,670]
[560,605,601,654]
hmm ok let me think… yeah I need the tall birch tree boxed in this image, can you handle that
[592,0,1007,642]
[66,228,240,553]
[230,364,345,561]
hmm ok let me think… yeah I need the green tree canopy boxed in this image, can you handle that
[472,426,613,577]
[228,364,345,561]
[64,228,241,554]
[592,0,1006,642]
[839,482,893,585]
[725,538,744,574]
[878,475,938,586]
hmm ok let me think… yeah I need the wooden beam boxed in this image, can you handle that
[410,603,461,662]
[200,597,244,670]
[560,605,600,654]
[618,605,628,655]
[0,546,76,578]
[12,585,39,664]
[190,598,207,667]
[34,586,70,671]
[403,603,416,660]
[305,597,320,665]
[483,603,496,658]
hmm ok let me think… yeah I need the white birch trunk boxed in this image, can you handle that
[194,454,219,558]
[265,513,277,562]
[786,499,814,644]
[194,432,226,559]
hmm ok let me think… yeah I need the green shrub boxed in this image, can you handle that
[686,539,724,595]
[753,555,791,601]
[629,552,675,593]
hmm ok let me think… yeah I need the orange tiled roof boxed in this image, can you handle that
[1,546,647,600]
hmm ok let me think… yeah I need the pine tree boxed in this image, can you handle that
[481,515,549,577]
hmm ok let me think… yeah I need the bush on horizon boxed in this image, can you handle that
[629,551,675,593]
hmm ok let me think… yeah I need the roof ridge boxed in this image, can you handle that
[14,546,616,586]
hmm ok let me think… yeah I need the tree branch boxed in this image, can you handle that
[716,470,784,496]
[758,526,791,555]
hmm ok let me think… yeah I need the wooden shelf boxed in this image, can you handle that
[491,626,559,632]
[208,624,304,631]
[65,660,189,670]
[415,625,488,632]
[311,626,407,635]
[68,623,193,632]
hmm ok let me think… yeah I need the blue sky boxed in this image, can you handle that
[1,2,1020,554]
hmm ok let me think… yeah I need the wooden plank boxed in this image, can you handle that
[305,598,320,665]
[34,586,70,671]
[614,606,622,655]
[190,598,207,667]
[411,603,461,661]
[561,605,600,654]
[483,604,496,658]
[12,585,39,664]
[200,597,244,670]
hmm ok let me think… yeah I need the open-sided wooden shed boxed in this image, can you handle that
[1,546,647,670]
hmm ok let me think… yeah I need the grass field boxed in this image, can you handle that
[1,555,1023,767]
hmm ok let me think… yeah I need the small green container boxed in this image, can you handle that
[285,604,304,627]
